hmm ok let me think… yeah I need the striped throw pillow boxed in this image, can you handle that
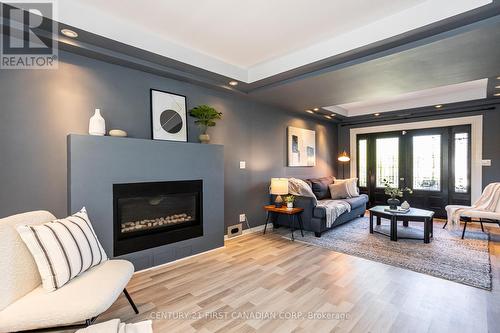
[17,207,108,292]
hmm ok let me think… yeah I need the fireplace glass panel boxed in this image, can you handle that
[118,193,197,236]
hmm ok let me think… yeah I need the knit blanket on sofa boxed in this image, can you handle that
[316,199,351,228]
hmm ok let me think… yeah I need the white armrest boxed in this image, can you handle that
[460,210,500,220]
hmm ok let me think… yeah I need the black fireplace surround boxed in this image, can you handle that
[113,180,203,256]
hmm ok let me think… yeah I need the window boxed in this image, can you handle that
[413,135,441,191]
[454,133,469,193]
[358,139,367,187]
[376,137,399,188]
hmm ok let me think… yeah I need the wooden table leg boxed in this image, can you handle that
[424,218,430,243]
[370,212,374,233]
[376,216,381,226]
[403,219,409,227]
[430,217,434,238]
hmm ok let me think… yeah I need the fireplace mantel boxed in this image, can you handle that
[67,134,224,270]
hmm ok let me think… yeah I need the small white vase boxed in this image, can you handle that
[89,109,105,136]
[401,200,410,210]
[287,202,293,209]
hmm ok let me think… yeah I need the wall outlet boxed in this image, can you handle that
[239,161,246,169]
[227,223,242,238]
[482,159,491,167]
[239,214,246,222]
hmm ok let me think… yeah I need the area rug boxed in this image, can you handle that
[279,217,492,290]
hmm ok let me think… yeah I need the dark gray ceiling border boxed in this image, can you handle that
[244,1,500,92]
[4,1,498,94]
[338,97,498,127]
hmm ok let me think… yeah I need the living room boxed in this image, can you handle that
[0,1,499,332]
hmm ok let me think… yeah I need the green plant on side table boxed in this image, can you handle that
[189,104,222,143]
[383,179,412,210]
[284,195,295,209]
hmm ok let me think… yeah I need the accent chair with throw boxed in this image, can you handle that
[445,182,500,239]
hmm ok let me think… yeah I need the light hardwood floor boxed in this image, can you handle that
[100,221,500,333]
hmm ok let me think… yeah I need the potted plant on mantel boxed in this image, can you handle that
[383,179,413,210]
[189,104,222,143]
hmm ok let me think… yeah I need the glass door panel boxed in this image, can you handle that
[412,134,441,191]
[358,139,368,187]
[454,132,469,193]
[375,137,399,188]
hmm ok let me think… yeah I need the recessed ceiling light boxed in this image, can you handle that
[374,113,380,116]
[497,76,500,80]
[61,29,78,38]
[306,110,314,114]
[435,104,443,108]
[495,85,500,89]
[313,107,319,111]
[229,81,238,86]
[330,114,335,117]
[324,115,332,119]
[494,92,500,97]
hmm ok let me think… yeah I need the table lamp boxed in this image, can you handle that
[270,178,289,208]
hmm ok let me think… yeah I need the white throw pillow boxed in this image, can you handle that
[17,207,108,292]
[335,178,360,197]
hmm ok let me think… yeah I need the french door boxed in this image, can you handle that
[357,125,471,218]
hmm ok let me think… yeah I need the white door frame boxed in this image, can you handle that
[349,115,483,202]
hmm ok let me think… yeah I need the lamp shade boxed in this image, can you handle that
[338,150,350,162]
[270,178,289,195]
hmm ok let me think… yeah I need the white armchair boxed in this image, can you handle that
[445,183,500,239]
[0,211,138,332]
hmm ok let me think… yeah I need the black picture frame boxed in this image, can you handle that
[150,88,188,142]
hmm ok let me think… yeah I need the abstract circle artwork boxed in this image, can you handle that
[160,109,183,134]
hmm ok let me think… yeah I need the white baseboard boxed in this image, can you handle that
[224,224,270,241]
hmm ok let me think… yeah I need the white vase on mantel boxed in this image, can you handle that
[89,108,105,136]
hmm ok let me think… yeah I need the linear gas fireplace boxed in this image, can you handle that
[113,180,203,256]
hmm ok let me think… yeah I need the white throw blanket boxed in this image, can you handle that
[316,199,351,228]
[288,177,317,205]
[76,319,152,333]
[446,182,500,228]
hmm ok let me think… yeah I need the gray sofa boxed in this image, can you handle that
[272,176,368,237]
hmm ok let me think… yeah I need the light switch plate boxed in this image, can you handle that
[239,214,246,222]
[482,159,491,166]
[239,161,246,169]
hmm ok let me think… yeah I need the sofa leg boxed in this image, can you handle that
[314,232,321,238]
[123,288,139,314]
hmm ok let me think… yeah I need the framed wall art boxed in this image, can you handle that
[287,126,316,167]
[150,89,188,142]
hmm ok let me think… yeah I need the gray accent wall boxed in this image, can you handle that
[0,50,337,229]
[68,134,224,270]
[338,107,500,187]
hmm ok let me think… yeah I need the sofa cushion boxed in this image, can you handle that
[329,182,350,199]
[342,194,369,209]
[308,176,335,200]
[0,259,134,332]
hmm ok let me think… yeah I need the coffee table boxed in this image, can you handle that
[369,206,435,243]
